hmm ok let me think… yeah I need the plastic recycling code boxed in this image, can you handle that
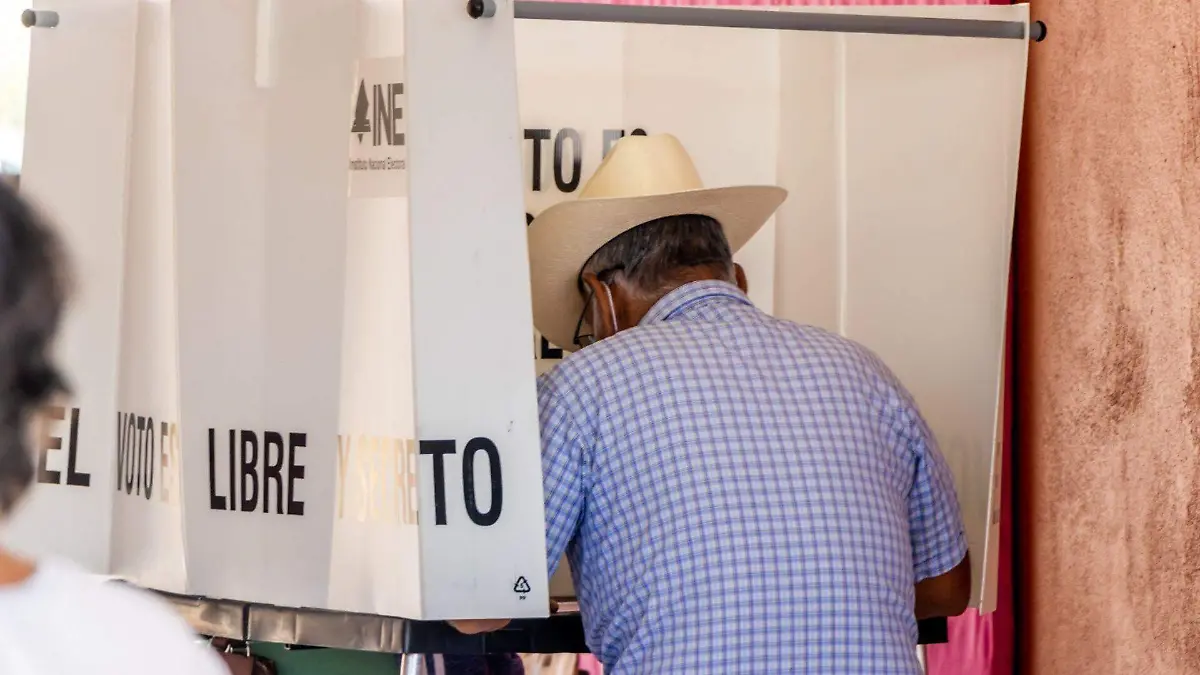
[513,576,532,595]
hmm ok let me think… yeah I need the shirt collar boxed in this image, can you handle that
[639,280,753,327]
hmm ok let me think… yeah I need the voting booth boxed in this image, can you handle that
[7,0,1034,647]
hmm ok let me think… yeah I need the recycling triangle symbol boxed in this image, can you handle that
[513,576,532,594]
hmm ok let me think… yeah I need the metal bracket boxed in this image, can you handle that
[1030,20,1048,43]
[21,9,59,28]
[466,0,497,20]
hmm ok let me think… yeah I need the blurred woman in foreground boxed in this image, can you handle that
[0,182,225,674]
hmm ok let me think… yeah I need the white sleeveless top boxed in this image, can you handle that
[0,558,226,675]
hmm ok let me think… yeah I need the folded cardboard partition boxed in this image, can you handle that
[14,0,547,623]
[11,0,1029,645]
[8,0,139,576]
[172,0,548,621]
[770,4,1029,612]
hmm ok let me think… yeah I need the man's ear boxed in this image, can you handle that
[734,263,749,294]
[581,272,617,340]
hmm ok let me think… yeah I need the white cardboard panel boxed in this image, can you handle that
[515,18,624,225]
[330,194,423,616]
[515,19,624,376]
[329,0,423,618]
[405,0,548,620]
[841,23,1025,612]
[773,31,841,333]
[108,0,187,592]
[622,23,780,313]
[172,0,356,607]
[772,4,1029,611]
[11,0,1026,620]
[4,0,139,574]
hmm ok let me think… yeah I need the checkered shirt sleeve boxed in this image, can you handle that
[537,372,586,579]
[900,393,969,581]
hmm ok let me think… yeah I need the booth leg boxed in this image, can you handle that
[398,653,428,675]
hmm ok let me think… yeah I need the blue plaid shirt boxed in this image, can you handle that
[538,280,967,674]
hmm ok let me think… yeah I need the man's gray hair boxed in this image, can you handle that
[580,214,735,298]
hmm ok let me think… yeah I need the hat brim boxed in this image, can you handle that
[528,185,788,353]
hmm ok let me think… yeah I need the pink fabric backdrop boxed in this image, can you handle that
[535,1,1015,673]
[541,0,991,5]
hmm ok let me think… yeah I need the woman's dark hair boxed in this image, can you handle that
[0,182,69,515]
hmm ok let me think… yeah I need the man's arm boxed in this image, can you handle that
[915,553,971,619]
[450,374,588,635]
[902,397,972,619]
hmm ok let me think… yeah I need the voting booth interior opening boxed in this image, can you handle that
[4,0,1036,667]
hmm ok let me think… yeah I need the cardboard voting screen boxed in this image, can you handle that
[403,0,549,621]
[12,0,549,621]
[170,0,354,611]
[108,0,187,593]
[10,0,1026,618]
[4,0,139,576]
[170,0,548,619]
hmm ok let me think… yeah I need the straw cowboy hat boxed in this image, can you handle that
[528,133,787,352]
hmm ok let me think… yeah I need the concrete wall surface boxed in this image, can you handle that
[1017,0,1200,672]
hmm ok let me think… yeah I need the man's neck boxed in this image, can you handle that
[623,272,733,328]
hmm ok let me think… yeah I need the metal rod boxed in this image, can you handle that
[1030,20,1047,43]
[21,9,59,28]
[510,2,1032,41]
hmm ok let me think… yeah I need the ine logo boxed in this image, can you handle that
[348,59,408,197]
[351,79,405,148]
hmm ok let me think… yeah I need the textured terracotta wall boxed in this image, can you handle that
[1017,0,1200,672]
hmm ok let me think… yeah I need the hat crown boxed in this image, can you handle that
[579,134,705,200]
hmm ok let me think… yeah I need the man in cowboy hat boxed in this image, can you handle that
[454,134,970,674]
